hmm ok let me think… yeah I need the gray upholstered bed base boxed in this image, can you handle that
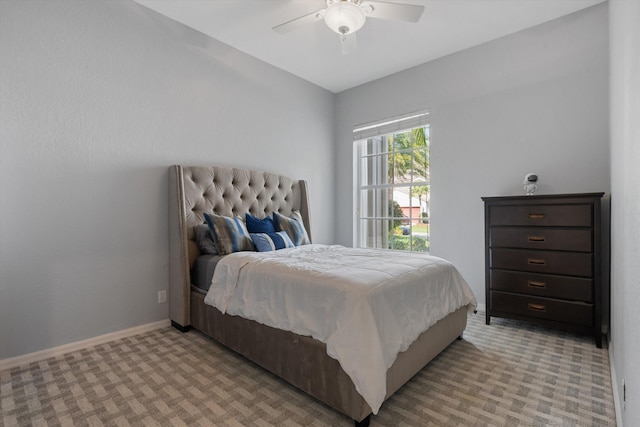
[168,165,468,424]
[191,291,467,422]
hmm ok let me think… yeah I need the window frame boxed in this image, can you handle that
[353,112,430,252]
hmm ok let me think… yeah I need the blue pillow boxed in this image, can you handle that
[245,213,277,234]
[204,213,255,255]
[273,211,311,246]
[250,231,295,252]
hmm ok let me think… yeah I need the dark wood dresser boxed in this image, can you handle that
[482,193,605,347]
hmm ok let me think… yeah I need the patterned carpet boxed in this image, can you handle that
[1,311,616,426]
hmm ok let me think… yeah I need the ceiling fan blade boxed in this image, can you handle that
[340,33,357,55]
[363,1,425,23]
[272,9,326,34]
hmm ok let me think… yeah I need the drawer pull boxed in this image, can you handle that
[527,280,547,289]
[528,213,545,220]
[527,235,546,242]
[528,303,547,312]
[527,258,546,265]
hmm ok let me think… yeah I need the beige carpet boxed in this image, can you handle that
[1,311,616,426]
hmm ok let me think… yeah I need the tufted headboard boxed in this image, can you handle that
[168,165,311,328]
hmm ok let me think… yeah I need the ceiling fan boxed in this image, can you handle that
[272,0,425,54]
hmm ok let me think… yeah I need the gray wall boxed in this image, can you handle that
[609,0,640,425]
[0,0,335,359]
[334,4,610,308]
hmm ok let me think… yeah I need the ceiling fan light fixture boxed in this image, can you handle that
[324,2,366,35]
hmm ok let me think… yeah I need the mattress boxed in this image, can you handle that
[191,254,225,292]
[204,244,477,413]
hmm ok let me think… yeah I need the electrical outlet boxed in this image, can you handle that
[158,290,167,304]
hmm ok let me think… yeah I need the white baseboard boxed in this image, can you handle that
[0,319,171,372]
[475,303,486,312]
[609,343,624,427]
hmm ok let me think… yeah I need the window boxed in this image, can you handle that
[355,112,430,252]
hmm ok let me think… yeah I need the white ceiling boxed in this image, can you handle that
[133,0,605,93]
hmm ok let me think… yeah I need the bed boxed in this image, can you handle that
[168,165,476,426]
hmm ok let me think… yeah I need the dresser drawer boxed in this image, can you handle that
[491,248,592,276]
[490,204,592,227]
[490,270,593,302]
[490,291,593,327]
[490,227,592,252]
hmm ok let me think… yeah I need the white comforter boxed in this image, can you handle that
[204,244,477,414]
